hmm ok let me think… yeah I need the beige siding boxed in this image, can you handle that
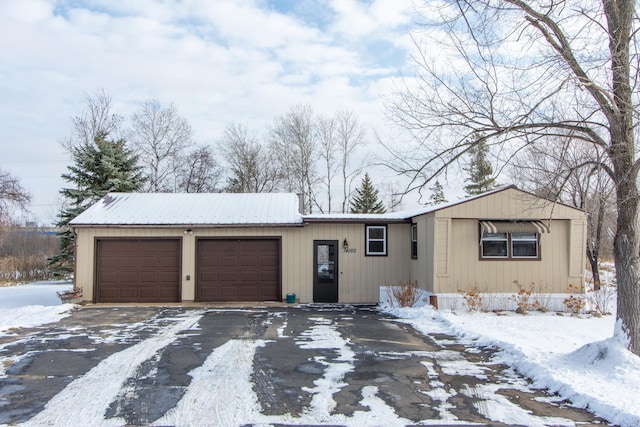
[410,217,430,292]
[434,218,451,277]
[569,219,587,287]
[434,219,572,294]
[436,187,585,220]
[74,223,412,304]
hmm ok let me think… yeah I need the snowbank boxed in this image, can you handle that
[0,282,75,335]
[381,303,640,427]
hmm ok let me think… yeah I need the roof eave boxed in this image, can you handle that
[70,222,305,229]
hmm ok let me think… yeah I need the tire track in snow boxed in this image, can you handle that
[151,338,291,427]
[21,311,203,427]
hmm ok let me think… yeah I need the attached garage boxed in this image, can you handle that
[95,239,181,303]
[197,238,280,302]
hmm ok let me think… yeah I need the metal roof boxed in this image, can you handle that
[69,193,304,227]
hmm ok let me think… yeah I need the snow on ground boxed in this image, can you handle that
[2,280,640,426]
[381,302,640,427]
[0,281,75,335]
[24,311,204,427]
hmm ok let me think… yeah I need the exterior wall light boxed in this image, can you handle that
[343,238,348,251]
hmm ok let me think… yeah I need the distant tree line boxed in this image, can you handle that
[60,90,372,215]
[44,90,385,277]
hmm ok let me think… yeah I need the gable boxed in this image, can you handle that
[417,187,585,220]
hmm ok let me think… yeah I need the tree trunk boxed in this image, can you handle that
[587,247,601,291]
[613,182,640,353]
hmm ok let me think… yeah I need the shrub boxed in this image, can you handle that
[510,281,540,314]
[586,284,616,316]
[563,283,586,315]
[458,286,483,312]
[386,280,421,308]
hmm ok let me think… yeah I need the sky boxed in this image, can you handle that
[0,0,426,226]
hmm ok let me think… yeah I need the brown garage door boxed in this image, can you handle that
[96,239,181,303]
[197,239,280,302]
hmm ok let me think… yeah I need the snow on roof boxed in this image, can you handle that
[69,193,304,226]
[70,186,568,227]
[304,187,521,222]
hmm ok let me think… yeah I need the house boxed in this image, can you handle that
[70,186,587,306]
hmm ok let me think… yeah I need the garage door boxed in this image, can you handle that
[197,239,280,302]
[96,239,181,303]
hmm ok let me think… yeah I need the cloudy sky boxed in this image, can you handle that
[1,0,424,225]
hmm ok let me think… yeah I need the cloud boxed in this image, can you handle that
[0,0,418,223]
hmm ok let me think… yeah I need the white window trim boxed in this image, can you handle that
[481,231,509,258]
[366,225,387,256]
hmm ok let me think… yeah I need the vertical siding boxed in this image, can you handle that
[424,216,436,292]
[435,219,573,294]
[74,222,413,304]
[410,217,430,292]
[299,223,411,303]
[437,188,585,220]
[569,219,587,287]
[434,218,450,277]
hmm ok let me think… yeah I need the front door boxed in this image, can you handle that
[313,240,338,303]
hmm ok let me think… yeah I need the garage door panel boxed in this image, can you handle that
[220,255,240,266]
[241,271,258,282]
[96,239,180,303]
[240,287,258,298]
[197,239,279,302]
[219,270,240,282]
[260,270,278,281]
[240,257,258,267]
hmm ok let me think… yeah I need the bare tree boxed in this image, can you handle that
[177,145,222,193]
[221,123,281,193]
[269,104,318,213]
[0,168,31,226]
[511,139,615,288]
[130,100,192,192]
[61,89,123,153]
[315,115,338,213]
[335,110,365,213]
[386,1,640,354]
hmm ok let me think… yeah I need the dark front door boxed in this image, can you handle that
[313,240,338,303]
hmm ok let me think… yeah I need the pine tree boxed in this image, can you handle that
[349,173,386,214]
[463,137,497,196]
[48,132,146,276]
[428,180,447,205]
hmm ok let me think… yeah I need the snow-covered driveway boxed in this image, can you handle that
[0,305,609,426]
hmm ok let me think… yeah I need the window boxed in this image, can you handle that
[411,223,418,259]
[480,228,539,259]
[481,232,508,258]
[512,232,538,258]
[366,225,387,256]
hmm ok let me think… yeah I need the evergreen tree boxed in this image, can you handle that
[48,132,146,276]
[428,180,447,205]
[349,173,386,213]
[463,137,497,195]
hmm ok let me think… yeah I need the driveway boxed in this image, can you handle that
[0,305,610,426]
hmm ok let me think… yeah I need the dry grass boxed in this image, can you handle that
[0,255,54,283]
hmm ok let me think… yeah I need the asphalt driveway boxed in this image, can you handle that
[0,305,610,426]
